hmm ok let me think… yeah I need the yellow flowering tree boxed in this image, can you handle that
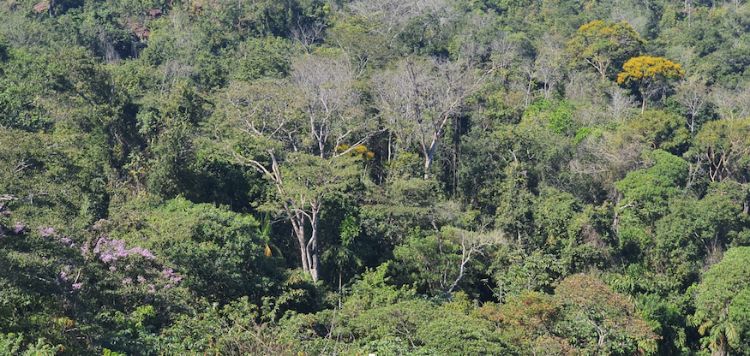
[617,56,685,113]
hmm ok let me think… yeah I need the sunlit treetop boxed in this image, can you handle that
[616,55,685,84]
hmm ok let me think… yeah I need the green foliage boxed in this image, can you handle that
[343,263,416,312]
[0,334,59,355]
[523,99,576,136]
[392,227,493,296]
[109,197,283,304]
[415,307,510,354]
[621,110,690,154]
[359,176,442,248]
[615,150,689,256]
[692,247,750,355]
[567,20,644,78]
[232,36,293,81]
[652,186,747,284]
[0,48,51,130]
[616,150,688,223]
[491,249,566,301]
[533,186,580,248]
[157,297,290,354]
[2,0,750,353]
[689,118,750,183]
[494,163,535,242]
[0,128,110,229]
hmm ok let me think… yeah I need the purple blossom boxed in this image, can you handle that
[100,252,114,263]
[139,249,155,259]
[13,222,26,234]
[109,265,117,272]
[147,284,156,294]
[39,227,56,237]
[137,275,146,284]
[130,246,155,260]
[161,268,183,284]
[72,282,83,290]
[93,237,157,264]
[59,271,69,281]
[122,277,133,285]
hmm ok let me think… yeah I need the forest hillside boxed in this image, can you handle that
[2,0,750,354]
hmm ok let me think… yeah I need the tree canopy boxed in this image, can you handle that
[1,0,750,354]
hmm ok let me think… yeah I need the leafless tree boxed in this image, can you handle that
[712,85,750,121]
[372,58,485,178]
[565,71,602,104]
[291,54,373,158]
[533,34,565,99]
[570,130,644,194]
[215,80,302,149]
[451,12,503,66]
[675,76,710,133]
[349,0,452,48]
[445,228,504,294]
[521,60,536,107]
[683,0,694,27]
[608,85,636,123]
[489,35,519,71]
[214,81,313,279]
[291,20,326,53]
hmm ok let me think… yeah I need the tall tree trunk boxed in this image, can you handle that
[307,205,321,282]
[423,129,442,179]
[452,116,460,198]
[290,213,309,273]
[423,154,433,180]
[689,113,696,134]
[338,269,343,308]
[387,131,393,163]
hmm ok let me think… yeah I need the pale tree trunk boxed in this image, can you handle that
[423,154,433,180]
[640,85,649,114]
[447,239,471,294]
[306,203,322,282]
[422,117,448,179]
[291,213,309,273]
[585,57,609,79]
[387,132,393,163]
[237,151,321,281]
[597,327,606,350]
[318,135,326,159]
[423,140,439,179]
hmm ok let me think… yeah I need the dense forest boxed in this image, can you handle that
[1,0,750,354]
